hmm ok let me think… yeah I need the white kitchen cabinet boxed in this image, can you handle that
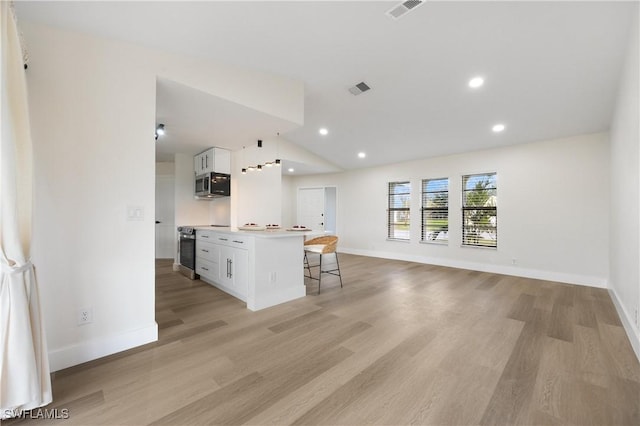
[194,147,231,175]
[194,148,214,175]
[218,246,248,299]
[196,230,248,301]
[213,148,231,174]
[195,239,220,282]
[195,257,219,282]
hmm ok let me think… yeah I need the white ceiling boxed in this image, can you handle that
[16,1,637,172]
[155,78,300,162]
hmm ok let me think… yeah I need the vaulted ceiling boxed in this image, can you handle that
[16,1,636,171]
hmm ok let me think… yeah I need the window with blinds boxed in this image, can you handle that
[388,181,411,240]
[421,178,448,243]
[462,173,497,248]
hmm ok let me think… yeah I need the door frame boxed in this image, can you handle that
[155,174,176,259]
[296,186,338,234]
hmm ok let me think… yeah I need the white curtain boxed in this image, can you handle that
[0,2,52,419]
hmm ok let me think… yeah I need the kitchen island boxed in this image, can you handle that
[193,226,308,311]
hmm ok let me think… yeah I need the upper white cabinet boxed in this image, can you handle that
[194,147,231,175]
[213,148,231,174]
[194,148,212,175]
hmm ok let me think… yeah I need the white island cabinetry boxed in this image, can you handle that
[194,228,306,310]
[195,238,220,282]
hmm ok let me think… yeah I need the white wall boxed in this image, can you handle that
[609,8,640,359]
[281,175,295,228]
[156,162,174,176]
[231,149,282,227]
[209,197,231,226]
[22,22,303,371]
[27,25,158,372]
[292,133,610,287]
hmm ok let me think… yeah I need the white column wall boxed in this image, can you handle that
[609,8,640,359]
[22,22,303,371]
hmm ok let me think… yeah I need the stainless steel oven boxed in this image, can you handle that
[177,226,198,279]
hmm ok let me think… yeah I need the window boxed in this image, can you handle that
[462,173,497,248]
[421,178,449,243]
[388,181,411,240]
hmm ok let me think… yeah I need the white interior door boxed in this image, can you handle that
[155,175,176,259]
[297,188,325,231]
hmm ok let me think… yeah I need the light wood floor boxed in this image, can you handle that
[6,254,640,425]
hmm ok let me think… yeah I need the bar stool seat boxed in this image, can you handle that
[303,235,343,294]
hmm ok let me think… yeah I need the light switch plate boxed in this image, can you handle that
[127,205,144,221]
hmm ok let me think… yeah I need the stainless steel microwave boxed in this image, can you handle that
[195,172,230,198]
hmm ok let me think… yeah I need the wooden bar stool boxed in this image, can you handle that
[303,235,343,294]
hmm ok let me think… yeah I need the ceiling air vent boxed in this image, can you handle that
[348,81,371,96]
[386,0,424,20]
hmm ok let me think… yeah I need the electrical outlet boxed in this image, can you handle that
[77,307,93,326]
[269,272,277,284]
[511,258,517,265]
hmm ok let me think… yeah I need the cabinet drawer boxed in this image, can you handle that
[195,257,218,281]
[195,241,219,263]
[196,230,215,241]
[215,234,249,249]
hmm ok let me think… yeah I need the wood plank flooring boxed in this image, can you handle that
[4,254,639,425]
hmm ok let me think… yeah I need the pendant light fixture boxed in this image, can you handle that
[257,140,263,171]
[241,146,247,174]
[240,138,282,172]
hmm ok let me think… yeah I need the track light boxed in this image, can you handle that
[155,123,165,140]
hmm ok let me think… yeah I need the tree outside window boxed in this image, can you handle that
[421,178,448,243]
[462,173,497,247]
[388,181,410,240]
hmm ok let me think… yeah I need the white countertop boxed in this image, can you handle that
[193,226,313,238]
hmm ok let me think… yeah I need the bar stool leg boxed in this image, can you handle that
[304,252,312,279]
[318,254,322,294]
[335,252,343,288]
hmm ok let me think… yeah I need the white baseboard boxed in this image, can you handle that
[48,323,158,372]
[338,247,607,288]
[608,288,640,362]
[172,263,180,271]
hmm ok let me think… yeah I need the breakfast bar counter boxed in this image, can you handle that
[193,226,309,310]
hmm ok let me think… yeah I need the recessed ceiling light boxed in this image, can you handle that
[319,128,328,136]
[492,123,506,133]
[358,152,366,159]
[288,168,295,173]
[468,77,484,88]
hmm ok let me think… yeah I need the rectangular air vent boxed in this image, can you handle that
[386,0,424,20]
[349,81,371,96]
